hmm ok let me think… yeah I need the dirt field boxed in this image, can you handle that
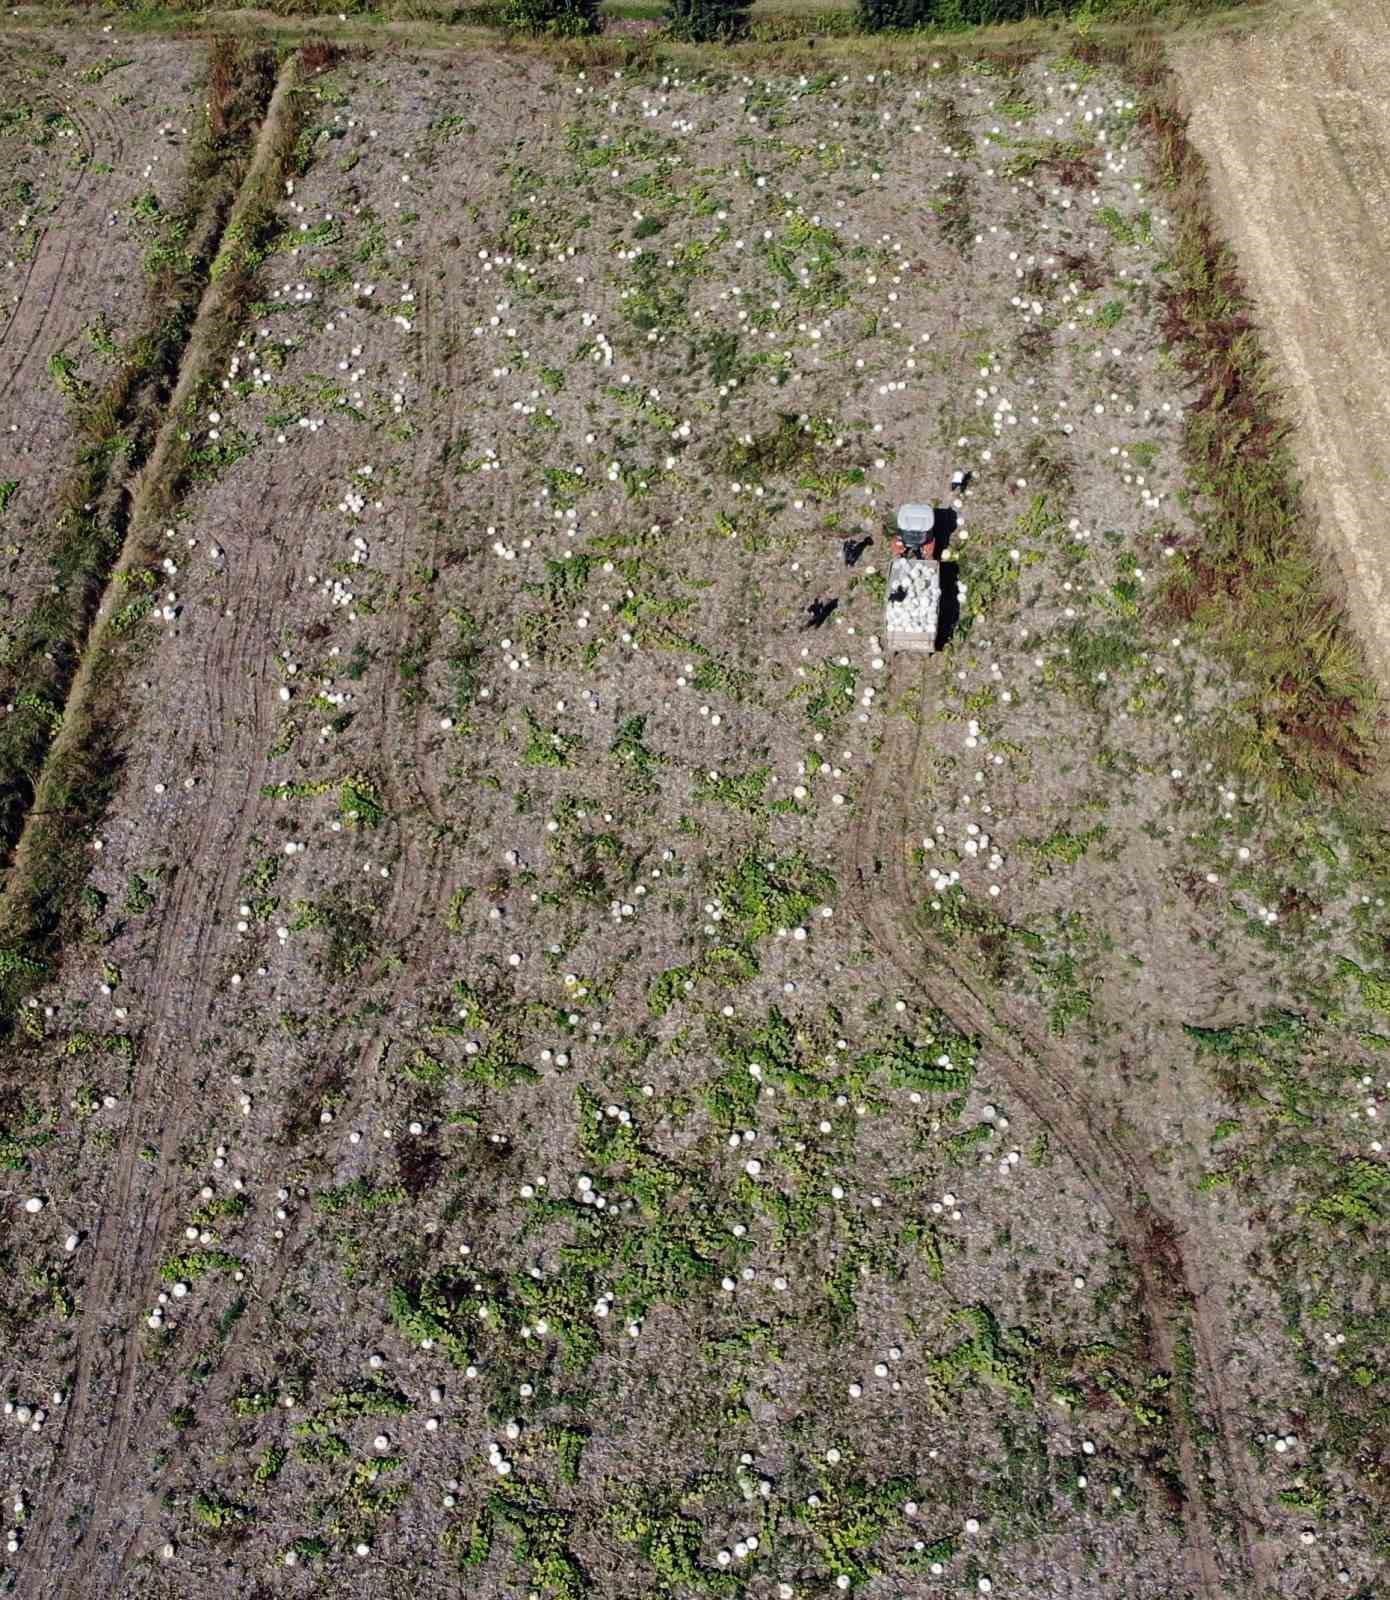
[0,37,201,552]
[0,26,1386,1600]
[1173,0,1390,698]
[0,36,203,759]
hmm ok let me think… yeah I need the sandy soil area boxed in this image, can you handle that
[1173,0,1390,695]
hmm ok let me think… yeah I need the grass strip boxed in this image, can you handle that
[8,0,1269,41]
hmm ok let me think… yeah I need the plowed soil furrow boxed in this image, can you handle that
[32,478,328,1572]
[83,111,541,1575]
[0,148,90,403]
[61,585,288,1596]
[846,654,1271,1600]
[0,86,131,399]
[100,1075,350,1588]
[0,43,212,893]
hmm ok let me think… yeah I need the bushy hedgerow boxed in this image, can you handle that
[664,0,752,41]
[856,0,1069,29]
[505,0,603,35]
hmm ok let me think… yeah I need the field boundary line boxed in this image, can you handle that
[0,40,280,919]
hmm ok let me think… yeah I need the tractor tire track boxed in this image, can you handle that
[380,269,449,837]
[396,90,531,836]
[23,76,533,1594]
[0,100,94,402]
[845,653,1271,1600]
[23,460,325,1596]
[130,129,522,1521]
[57,507,319,1600]
[100,1033,392,1596]
[0,81,129,406]
[94,110,490,1582]
[182,177,505,1423]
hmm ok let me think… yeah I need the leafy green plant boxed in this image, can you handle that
[1020,823,1108,869]
[505,0,601,34]
[47,350,90,408]
[390,1269,477,1366]
[693,765,769,814]
[796,1472,915,1586]
[663,0,751,39]
[608,1492,740,1594]
[322,1383,413,1418]
[340,774,385,828]
[191,1489,247,1530]
[546,1425,589,1486]
[159,1251,242,1283]
[81,56,134,83]
[858,1026,976,1094]
[611,715,664,786]
[523,711,584,769]
[929,1304,1032,1400]
[316,1179,407,1215]
[1309,1160,1389,1229]
[444,1509,494,1568]
[491,1485,588,1600]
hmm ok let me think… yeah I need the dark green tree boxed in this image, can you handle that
[664,0,752,41]
[857,0,1069,28]
[505,0,602,35]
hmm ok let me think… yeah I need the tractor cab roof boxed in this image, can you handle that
[896,503,935,533]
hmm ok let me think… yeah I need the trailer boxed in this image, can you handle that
[885,503,941,654]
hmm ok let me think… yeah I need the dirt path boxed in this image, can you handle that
[1172,0,1390,698]
[9,568,287,1599]
[845,654,1274,1600]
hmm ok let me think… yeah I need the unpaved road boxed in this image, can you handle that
[1173,0,1390,696]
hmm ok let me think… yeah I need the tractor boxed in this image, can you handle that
[883,473,968,655]
[885,503,942,655]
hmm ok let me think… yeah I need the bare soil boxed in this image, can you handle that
[0,37,202,638]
